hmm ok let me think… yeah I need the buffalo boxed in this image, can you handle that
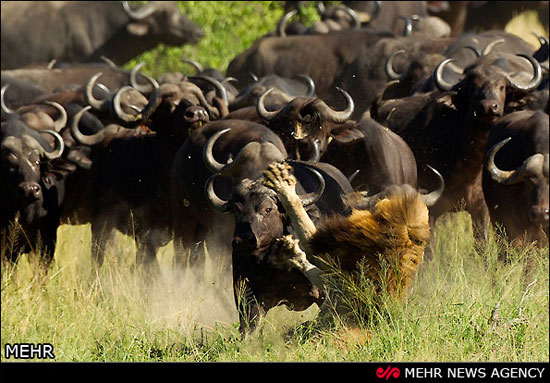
[1,1,203,69]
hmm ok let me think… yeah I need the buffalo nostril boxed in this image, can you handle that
[18,182,41,200]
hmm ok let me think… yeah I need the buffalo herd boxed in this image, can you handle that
[1,1,548,335]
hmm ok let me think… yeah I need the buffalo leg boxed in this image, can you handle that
[173,220,207,269]
[135,232,160,272]
[91,215,114,268]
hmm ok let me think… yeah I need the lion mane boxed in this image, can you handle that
[309,185,430,299]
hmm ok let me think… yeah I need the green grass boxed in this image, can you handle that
[124,1,324,78]
[2,212,548,362]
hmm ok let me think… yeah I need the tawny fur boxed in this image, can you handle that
[310,187,430,299]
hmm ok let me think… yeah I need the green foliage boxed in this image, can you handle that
[124,1,322,78]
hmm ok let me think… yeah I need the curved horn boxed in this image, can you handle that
[348,169,360,183]
[256,88,283,121]
[292,74,316,97]
[85,72,108,111]
[122,0,156,20]
[43,101,67,132]
[422,165,445,207]
[335,5,361,29]
[47,59,57,70]
[505,54,543,92]
[129,62,159,94]
[181,58,204,74]
[1,85,15,114]
[189,75,229,106]
[70,106,124,146]
[299,166,326,207]
[100,55,118,69]
[399,15,413,36]
[277,8,298,37]
[370,1,382,23]
[203,128,232,174]
[222,77,238,85]
[464,45,481,58]
[385,49,406,81]
[204,174,233,214]
[486,137,546,185]
[112,86,142,123]
[316,87,354,123]
[482,39,505,56]
[432,58,460,92]
[308,139,320,162]
[39,129,65,160]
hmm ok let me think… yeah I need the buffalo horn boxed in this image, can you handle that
[112,86,142,122]
[316,87,354,123]
[256,88,283,121]
[100,56,118,69]
[277,9,298,37]
[482,39,505,56]
[85,72,108,111]
[486,137,547,185]
[204,174,233,214]
[39,129,65,160]
[292,74,316,97]
[385,49,406,80]
[71,106,125,146]
[203,128,232,174]
[432,58,461,92]
[299,166,326,207]
[189,75,229,106]
[421,165,445,207]
[43,101,68,132]
[1,85,15,114]
[122,1,156,20]
[129,62,159,94]
[505,54,543,92]
[181,59,204,73]
[399,15,413,36]
[308,139,320,162]
[335,5,361,29]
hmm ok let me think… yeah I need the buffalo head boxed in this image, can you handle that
[486,134,549,241]
[433,53,543,123]
[123,1,203,46]
[1,120,64,224]
[256,87,362,160]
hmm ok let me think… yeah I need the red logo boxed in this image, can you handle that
[376,366,401,380]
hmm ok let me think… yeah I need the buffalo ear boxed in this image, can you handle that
[329,127,365,143]
[127,21,150,36]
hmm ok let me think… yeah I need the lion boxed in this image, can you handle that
[263,161,431,322]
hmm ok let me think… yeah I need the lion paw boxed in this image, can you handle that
[271,235,308,271]
[262,161,297,196]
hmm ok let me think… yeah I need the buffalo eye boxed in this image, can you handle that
[264,207,273,215]
[498,85,504,92]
